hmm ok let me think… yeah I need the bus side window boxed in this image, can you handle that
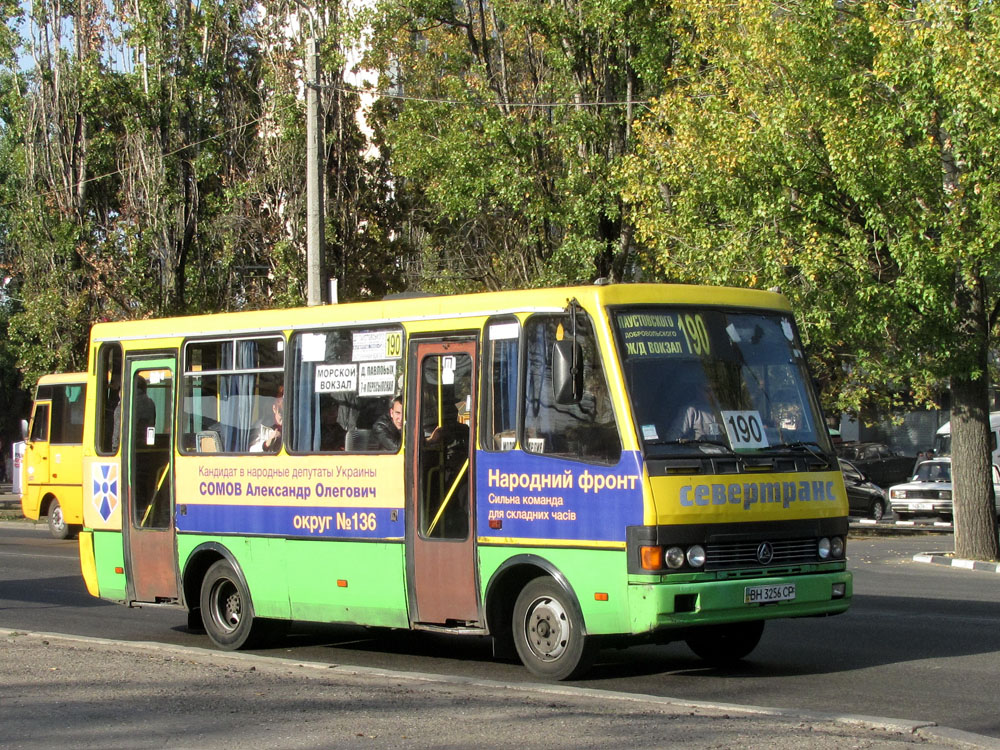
[287,327,405,454]
[29,402,50,442]
[51,384,86,445]
[522,314,620,464]
[96,343,123,455]
[483,318,519,451]
[180,336,284,453]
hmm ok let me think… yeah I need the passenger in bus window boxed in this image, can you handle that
[112,376,155,451]
[669,380,721,442]
[105,368,122,451]
[250,386,283,453]
[133,378,157,444]
[372,397,403,451]
[319,399,346,451]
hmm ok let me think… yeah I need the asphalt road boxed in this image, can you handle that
[3,508,1000,747]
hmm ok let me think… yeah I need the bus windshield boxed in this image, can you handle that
[613,306,831,458]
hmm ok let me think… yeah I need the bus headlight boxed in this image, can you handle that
[665,546,686,569]
[817,537,831,559]
[830,536,845,559]
[686,545,706,568]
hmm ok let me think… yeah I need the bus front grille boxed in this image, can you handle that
[704,538,819,570]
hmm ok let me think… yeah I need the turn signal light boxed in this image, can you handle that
[640,545,664,570]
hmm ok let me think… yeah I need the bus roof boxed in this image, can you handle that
[35,372,87,386]
[89,283,792,343]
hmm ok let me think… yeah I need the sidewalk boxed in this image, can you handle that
[1,629,996,750]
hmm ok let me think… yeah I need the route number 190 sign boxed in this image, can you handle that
[721,410,770,450]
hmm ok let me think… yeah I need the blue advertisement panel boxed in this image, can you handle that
[476,450,644,544]
[177,503,403,540]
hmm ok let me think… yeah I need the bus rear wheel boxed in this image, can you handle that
[200,559,265,650]
[685,620,765,667]
[512,577,594,681]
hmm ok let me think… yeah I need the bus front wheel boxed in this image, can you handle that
[200,559,263,650]
[47,499,73,540]
[512,577,594,680]
[685,620,765,666]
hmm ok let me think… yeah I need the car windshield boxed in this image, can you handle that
[613,306,832,458]
[913,461,951,482]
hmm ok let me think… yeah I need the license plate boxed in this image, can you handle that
[744,583,796,604]
[912,502,933,510]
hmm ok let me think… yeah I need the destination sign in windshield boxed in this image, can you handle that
[616,311,712,359]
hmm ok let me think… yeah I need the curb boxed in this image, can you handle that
[3,628,999,749]
[913,552,1000,573]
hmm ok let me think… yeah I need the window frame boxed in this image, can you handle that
[178,333,286,455]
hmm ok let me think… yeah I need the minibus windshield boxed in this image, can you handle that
[612,307,832,458]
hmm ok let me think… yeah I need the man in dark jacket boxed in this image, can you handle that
[372,397,403,451]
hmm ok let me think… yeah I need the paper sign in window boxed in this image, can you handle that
[315,363,357,393]
[358,361,396,397]
[301,333,327,362]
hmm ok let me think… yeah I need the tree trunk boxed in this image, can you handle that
[949,297,999,561]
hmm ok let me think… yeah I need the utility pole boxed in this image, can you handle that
[305,37,325,306]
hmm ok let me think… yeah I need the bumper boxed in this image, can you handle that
[627,568,852,634]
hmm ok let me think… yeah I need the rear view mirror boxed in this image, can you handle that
[20,418,28,440]
[552,340,584,405]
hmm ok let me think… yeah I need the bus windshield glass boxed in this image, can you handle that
[613,307,831,457]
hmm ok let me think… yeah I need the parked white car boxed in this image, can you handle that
[888,458,1000,520]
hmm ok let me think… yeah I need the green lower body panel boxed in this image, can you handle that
[627,568,852,634]
[478,545,633,635]
[92,530,127,602]
[177,535,410,628]
[477,546,850,640]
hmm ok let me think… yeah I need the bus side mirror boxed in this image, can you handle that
[20,418,28,440]
[552,340,584,405]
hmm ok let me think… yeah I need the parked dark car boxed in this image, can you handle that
[836,442,914,488]
[839,459,889,521]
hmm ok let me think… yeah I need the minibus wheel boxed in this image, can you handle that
[47,499,72,540]
[685,619,765,666]
[200,559,264,650]
[512,577,594,680]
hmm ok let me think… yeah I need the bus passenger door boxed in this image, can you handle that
[122,355,178,604]
[407,339,480,626]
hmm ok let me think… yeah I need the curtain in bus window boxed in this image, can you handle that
[220,341,257,453]
[487,336,518,450]
[289,340,321,452]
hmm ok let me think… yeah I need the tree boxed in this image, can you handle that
[621,0,1000,560]
[365,0,668,291]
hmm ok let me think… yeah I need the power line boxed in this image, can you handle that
[319,82,653,110]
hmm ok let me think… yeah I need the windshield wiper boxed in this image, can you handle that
[645,438,731,452]
[770,441,834,466]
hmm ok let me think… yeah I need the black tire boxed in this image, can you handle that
[512,577,594,680]
[686,620,765,667]
[200,559,266,650]
[47,499,73,540]
[869,498,886,522]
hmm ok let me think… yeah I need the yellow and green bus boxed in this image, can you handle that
[77,283,851,679]
[22,372,88,539]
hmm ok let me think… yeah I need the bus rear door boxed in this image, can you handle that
[122,355,178,604]
[407,339,480,626]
